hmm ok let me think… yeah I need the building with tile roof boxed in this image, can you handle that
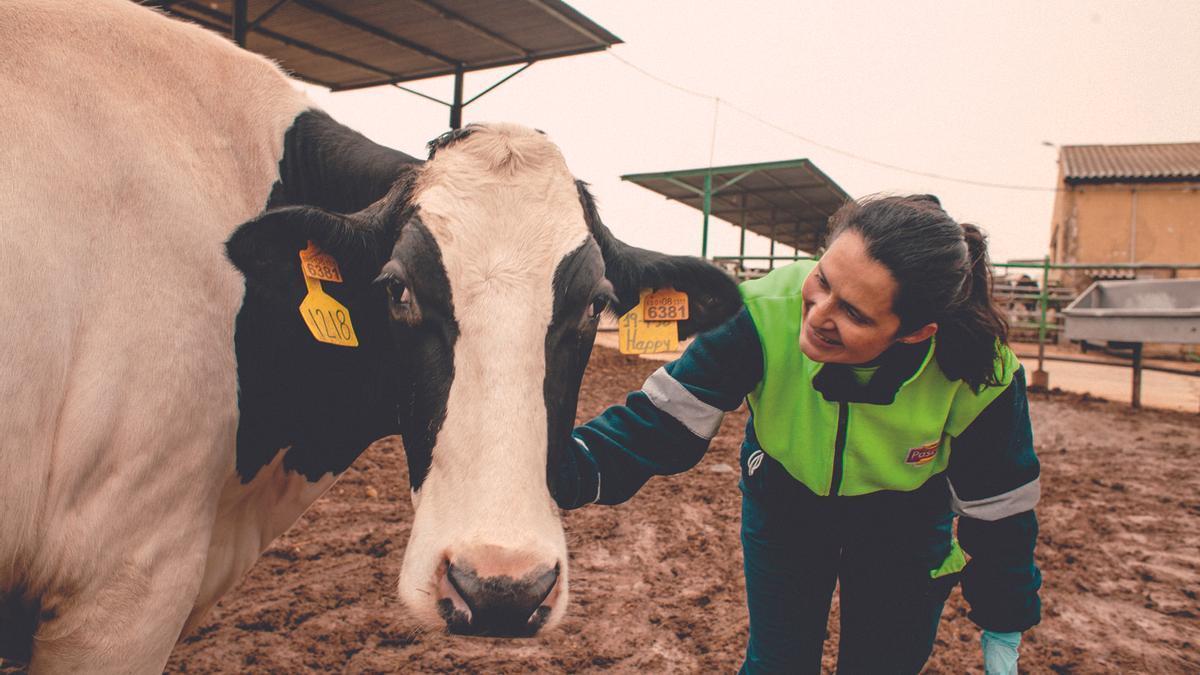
[1049,142,1200,286]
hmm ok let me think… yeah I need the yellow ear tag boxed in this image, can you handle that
[298,243,358,348]
[641,287,689,321]
[618,290,680,355]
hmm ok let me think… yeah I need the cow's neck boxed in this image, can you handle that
[187,448,339,634]
[269,109,421,213]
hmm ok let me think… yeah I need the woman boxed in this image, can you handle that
[553,195,1041,674]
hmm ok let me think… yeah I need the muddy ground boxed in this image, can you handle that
[87,347,1200,672]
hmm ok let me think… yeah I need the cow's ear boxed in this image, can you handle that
[576,182,742,338]
[226,205,389,290]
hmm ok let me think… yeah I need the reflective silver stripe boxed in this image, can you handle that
[948,477,1040,521]
[641,366,725,440]
[575,436,602,504]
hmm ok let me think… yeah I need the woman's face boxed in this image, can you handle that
[800,231,932,365]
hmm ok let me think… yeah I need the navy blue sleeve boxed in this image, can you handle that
[948,367,1043,632]
[552,308,763,509]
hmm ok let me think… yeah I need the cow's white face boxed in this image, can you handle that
[227,120,741,637]
[390,125,599,634]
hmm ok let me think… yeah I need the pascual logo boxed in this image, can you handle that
[905,441,939,465]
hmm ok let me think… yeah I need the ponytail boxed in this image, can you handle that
[935,223,1009,389]
[826,196,1009,391]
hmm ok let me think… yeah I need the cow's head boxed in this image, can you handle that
[226,123,741,636]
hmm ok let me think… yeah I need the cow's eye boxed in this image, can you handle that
[387,280,412,308]
[587,294,612,320]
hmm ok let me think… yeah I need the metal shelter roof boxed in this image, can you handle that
[146,0,620,126]
[1061,142,1200,184]
[622,159,851,255]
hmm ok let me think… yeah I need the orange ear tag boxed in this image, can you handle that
[641,287,689,321]
[299,241,344,282]
[298,242,358,348]
[618,290,680,355]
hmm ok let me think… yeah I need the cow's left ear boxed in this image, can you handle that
[226,205,390,291]
[224,204,402,485]
[576,182,743,338]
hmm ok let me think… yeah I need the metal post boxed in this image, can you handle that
[449,64,465,129]
[739,194,747,272]
[769,225,776,270]
[1032,255,1051,389]
[232,0,248,46]
[701,172,712,259]
[1131,343,1143,408]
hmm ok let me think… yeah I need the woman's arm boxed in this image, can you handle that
[947,367,1043,633]
[553,308,764,509]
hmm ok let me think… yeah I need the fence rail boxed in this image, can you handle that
[711,255,1199,409]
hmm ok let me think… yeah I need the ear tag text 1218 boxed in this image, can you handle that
[618,289,681,355]
[298,241,358,348]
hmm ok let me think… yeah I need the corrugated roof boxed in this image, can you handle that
[1061,142,1200,184]
[150,0,621,91]
[622,159,851,254]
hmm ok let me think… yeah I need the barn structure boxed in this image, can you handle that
[622,159,850,277]
[141,0,621,128]
[1049,141,1200,288]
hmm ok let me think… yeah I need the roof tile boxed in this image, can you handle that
[1061,142,1200,183]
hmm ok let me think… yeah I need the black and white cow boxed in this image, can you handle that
[0,0,741,671]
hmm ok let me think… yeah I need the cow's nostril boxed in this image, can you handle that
[440,561,560,637]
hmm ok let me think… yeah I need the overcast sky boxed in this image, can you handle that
[301,0,1200,265]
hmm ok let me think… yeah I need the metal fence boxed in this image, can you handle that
[712,255,1200,408]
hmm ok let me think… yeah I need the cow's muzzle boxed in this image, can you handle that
[435,551,560,637]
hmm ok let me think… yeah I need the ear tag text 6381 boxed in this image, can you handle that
[298,241,358,348]
[641,287,689,321]
[618,288,688,355]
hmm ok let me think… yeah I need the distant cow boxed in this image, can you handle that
[0,1,740,671]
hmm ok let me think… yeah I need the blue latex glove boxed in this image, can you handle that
[982,630,1021,675]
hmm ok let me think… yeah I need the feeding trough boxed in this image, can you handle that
[1063,278,1200,407]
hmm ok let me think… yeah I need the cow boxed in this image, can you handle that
[0,0,741,671]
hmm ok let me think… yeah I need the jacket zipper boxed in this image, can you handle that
[829,402,849,496]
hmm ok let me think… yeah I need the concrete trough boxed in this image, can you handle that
[1063,279,1200,344]
[1063,278,1200,408]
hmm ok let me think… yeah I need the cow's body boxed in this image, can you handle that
[1,1,742,671]
[0,1,333,667]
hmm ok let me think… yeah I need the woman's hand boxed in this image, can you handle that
[981,630,1021,674]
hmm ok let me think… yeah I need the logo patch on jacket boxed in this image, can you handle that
[905,441,940,465]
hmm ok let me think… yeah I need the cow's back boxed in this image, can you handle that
[0,0,308,609]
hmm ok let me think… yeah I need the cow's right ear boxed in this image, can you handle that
[575,181,744,338]
[225,205,389,290]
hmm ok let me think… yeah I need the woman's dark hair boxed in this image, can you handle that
[825,194,1009,389]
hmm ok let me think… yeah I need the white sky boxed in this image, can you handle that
[301,0,1200,264]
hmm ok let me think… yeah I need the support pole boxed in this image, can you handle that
[232,0,248,46]
[701,172,712,259]
[1031,255,1050,389]
[1131,343,1143,409]
[739,193,747,273]
[449,64,465,129]
[769,225,776,271]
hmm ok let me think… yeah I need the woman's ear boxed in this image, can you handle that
[898,322,938,344]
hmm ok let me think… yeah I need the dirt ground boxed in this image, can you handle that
[10,346,1194,673]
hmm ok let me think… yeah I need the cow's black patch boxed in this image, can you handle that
[268,109,421,213]
[381,218,458,492]
[0,587,34,664]
[228,110,433,484]
[543,238,608,495]
[229,214,399,482]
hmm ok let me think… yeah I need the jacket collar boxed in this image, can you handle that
[811,338,935,404]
